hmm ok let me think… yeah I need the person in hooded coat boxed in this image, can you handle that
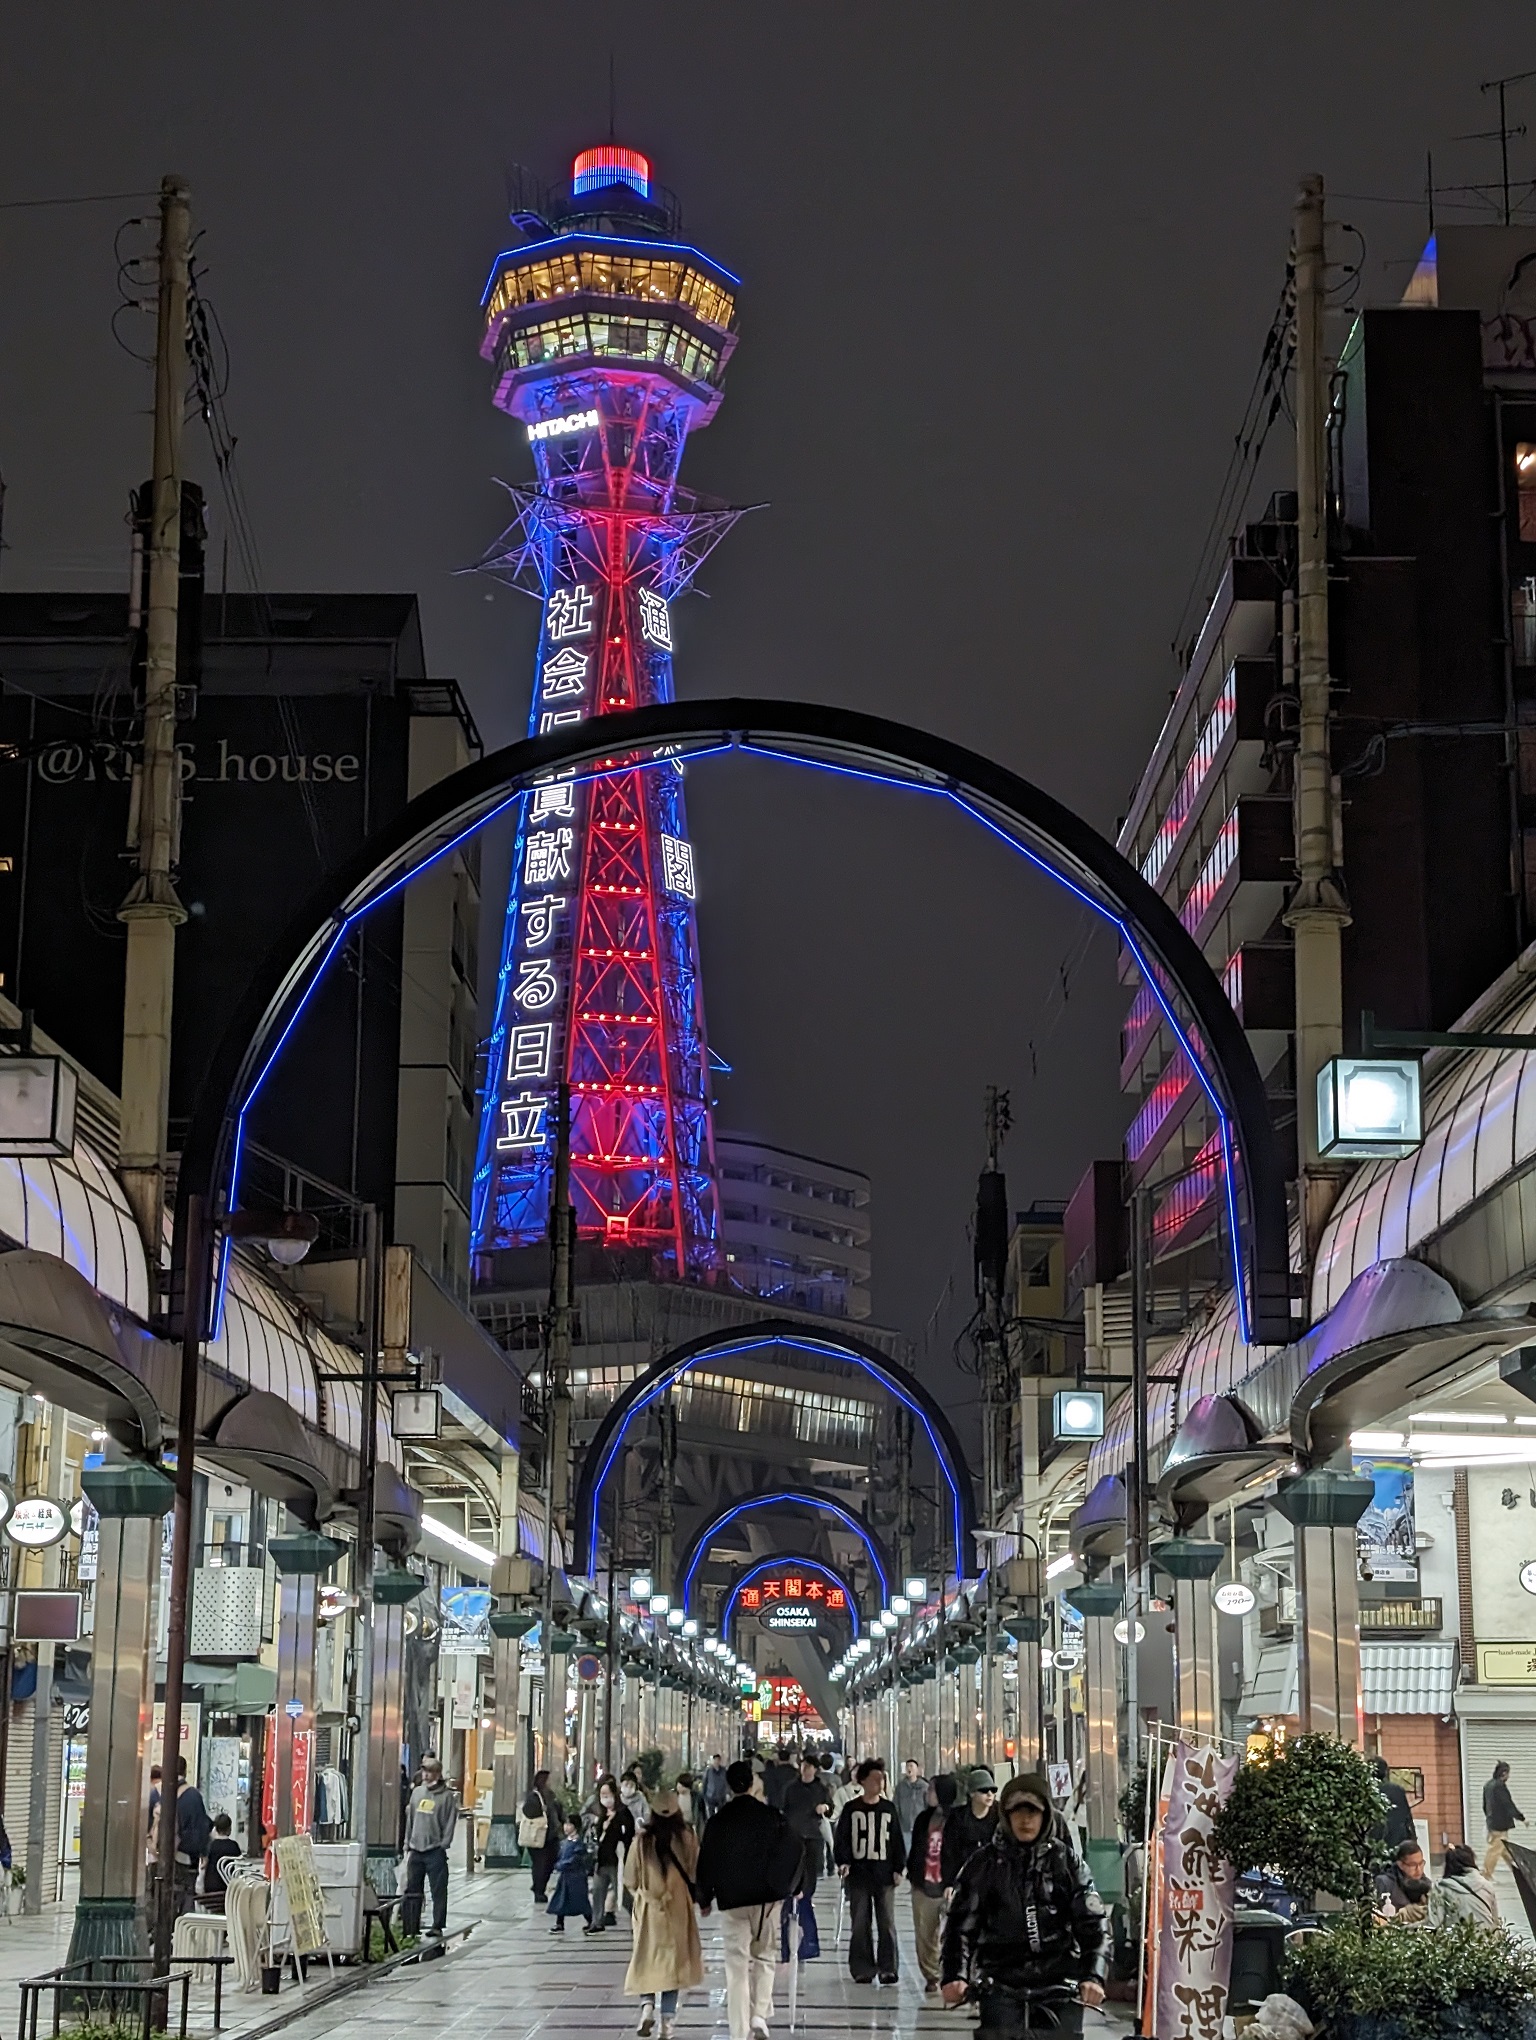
[623,1796,704,2040]
[942,1772,1108,2038]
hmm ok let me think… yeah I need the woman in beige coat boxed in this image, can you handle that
[622,1799,703,2038]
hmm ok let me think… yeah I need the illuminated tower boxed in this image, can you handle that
[471,145,744,1283]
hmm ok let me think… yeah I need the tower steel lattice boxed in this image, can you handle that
[470,145,745,1284]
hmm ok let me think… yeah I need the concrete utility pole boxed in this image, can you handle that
[541,1085,575,1781]
[119,175,191,1259]
[1283,173,1351,1276]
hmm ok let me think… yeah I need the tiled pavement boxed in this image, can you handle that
[267,1869,1134,2040]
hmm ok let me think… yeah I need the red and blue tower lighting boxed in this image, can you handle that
[471,146,747,1283]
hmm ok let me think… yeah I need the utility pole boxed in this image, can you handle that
[1283,174,1351,1275]
[1126,1189,1149,1785]
[540,1085,575,1783]
[119,175,191,1262]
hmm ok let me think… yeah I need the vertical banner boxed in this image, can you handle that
[1154,1741,1239,2040]
[1141,1746,1177,2035]
[1351,1452,1418,1586]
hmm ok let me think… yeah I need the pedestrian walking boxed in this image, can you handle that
[695,1759,803,2040]
[907,1773,957,1993]
[894,1757,928,1852]
[155,1757,213,1918]
[1483,1761,1526,1876]
[676,1772,698,1831]
[832,1758,905,1985]
[781,1750,834,1959]
[1427,1844,1500,1929]
[521,1767,563,1905]
[941,1771,1107,2037]
[624,1794,704,2039]
[401,1755,458,1939]
[586,1775,635,1933]
[942,1766,1000,1889]
[547,1815,594,1933]
[701,1753,730,1822]
[761,1746,794,1810]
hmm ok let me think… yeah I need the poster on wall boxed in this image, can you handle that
[1351,1452,1418,1586]
[149,1701,202,1790]
[441,1586,492,1653]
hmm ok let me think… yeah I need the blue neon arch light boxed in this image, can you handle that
[722,1553,861,1639]
[576,1325,971,1580]
[681,1493,888,1614]
[176,699,1292,1358]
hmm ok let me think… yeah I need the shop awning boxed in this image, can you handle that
[182,1660,279,1712]
[1361,1640,1458,1715]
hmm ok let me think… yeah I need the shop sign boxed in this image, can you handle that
[1477,1641,1536,1685]
[6,1496,68,1547]
[1213,1582,1256,1616]
[1519,1562,1536,1596]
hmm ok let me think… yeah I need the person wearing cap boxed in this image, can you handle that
[906,1773,957,1993]
[941,1773,1108,2035]
[941,1766,1001,1890]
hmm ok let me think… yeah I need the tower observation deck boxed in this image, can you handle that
[470,145,746,1285]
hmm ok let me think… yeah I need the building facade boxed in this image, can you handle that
[715,1134,872,1322]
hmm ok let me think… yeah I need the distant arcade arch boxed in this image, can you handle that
[570,1318,975,1577]
[720,1551,862,1639]
[676,1489,894,1614]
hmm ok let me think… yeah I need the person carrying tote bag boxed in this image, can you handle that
[521,1769,562,1903]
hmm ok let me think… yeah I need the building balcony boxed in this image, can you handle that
[1359,1598,1443,1636]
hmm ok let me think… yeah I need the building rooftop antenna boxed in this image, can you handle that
[1479,67,1536,225]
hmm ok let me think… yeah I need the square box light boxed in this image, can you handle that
[390,1389,442,1440]
[0,1058,77,1157]
[1052,1390,1104,1442]
[1317,1056,1422,1160]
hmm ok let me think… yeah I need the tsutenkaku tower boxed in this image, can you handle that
[470,144,744,1284]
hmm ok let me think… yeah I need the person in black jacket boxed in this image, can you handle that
[1370,1757,1416,1852]
[583,1775,634,1933]
[906,1774,957,1993]
[522,1769,564,1904]
[941,1772,1107,2037]
[761,1747,794,1810]
[832,1759,906,1985]
[941,1766,1000,1890]
[1484,1761,1527,1876]
[781,1754,835,1903]
[695,1762,802,2040]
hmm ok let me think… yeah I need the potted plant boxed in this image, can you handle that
[1284,1913,1536,2040]
[1211,1733,1386,1915]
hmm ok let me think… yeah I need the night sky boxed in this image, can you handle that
[4,6,1534,1392]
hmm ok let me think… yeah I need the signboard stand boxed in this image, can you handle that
[271,1834,336,1982]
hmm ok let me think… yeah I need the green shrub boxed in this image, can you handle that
[1285,1914,1536,2039]
[1119,1763,1150,1840]
[1211,1732,1386,1908]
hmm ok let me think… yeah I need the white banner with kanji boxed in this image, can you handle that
[1154,1741,1239,2040]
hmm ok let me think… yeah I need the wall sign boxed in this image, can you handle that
[1519,1561,1536,1597]
[1478,1641,1536,1685]
[1213,1582,1256,1616]
[6,1496,69,1548]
